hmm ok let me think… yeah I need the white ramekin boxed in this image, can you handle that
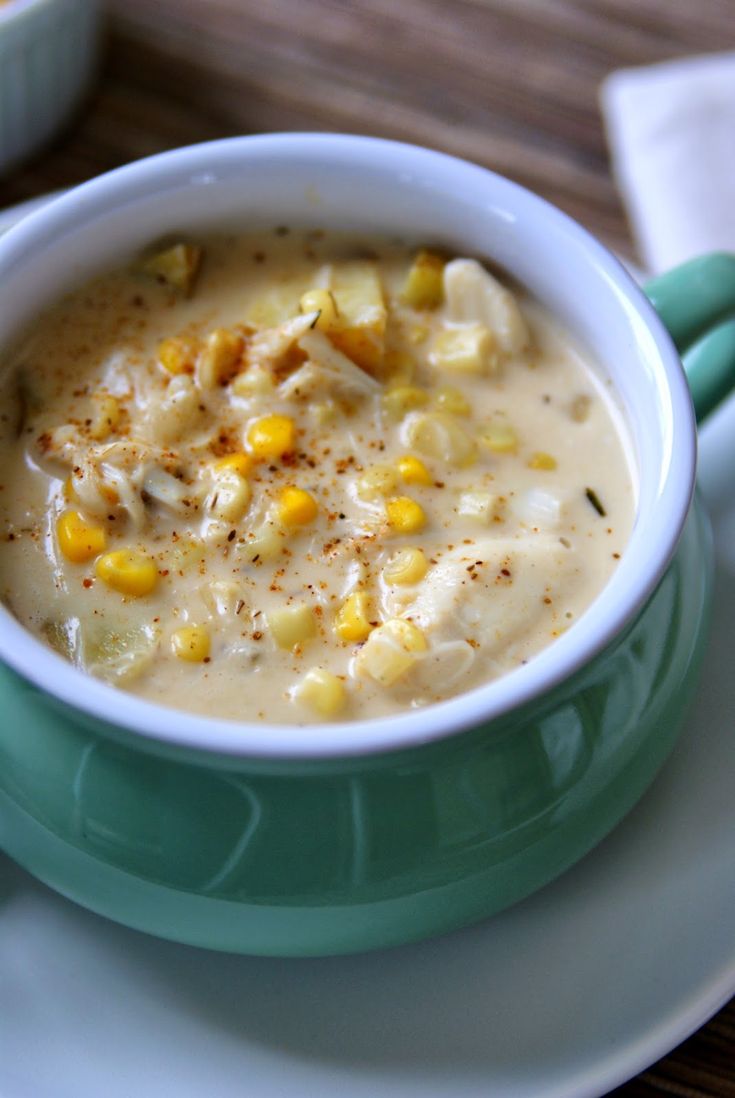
[0,134,696,757]
[0,0,100,174]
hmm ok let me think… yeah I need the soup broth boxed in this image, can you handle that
[0,230,635,723]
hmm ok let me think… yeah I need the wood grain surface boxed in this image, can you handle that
[1,1,734,1094]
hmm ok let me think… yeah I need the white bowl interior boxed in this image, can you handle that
[0,135,695,757]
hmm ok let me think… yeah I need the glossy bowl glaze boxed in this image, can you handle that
[0,136,718,954]
[0,0,100,174]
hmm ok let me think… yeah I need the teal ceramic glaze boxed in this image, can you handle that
[0,499,713,955]
[0,139,730,955]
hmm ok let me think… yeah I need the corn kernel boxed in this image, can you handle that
[308,399,338,426]
[209,469,251,523]
[381,385,429,420]
[267,604,317,649]
[95,549,158,597]
[89,395,121,441]
[402,250,445,310]
[171,625,210,663]
[57,510,106,563]
[300,288,340,332]
[278,486,318,526]
[334,591,374,643]
[144,243,202,295]
[214,452,253,477]
[528,451,557,471]
[356,463,399,500]
[479,419,518,454]
[383,547,428,586]
[158,336,199,376]
[356,618,427,686]
[408,325,429,344]
[294,667,346,718]
[241,520,283,564]
[435,386,470,416]
[383,350,415,384]
[386,496,427,534]
[197,328,244,389]
[430,324,497,374]
[396,454,432,486]
[246,414,296,460]
[232,365,275,397]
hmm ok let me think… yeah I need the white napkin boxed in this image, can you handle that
[601,52,735,273]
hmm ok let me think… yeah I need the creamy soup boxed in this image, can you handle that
[0,231,635,723]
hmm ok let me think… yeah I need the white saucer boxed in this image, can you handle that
[0,196,733,1098]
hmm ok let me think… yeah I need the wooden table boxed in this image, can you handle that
[2,2,733,1094]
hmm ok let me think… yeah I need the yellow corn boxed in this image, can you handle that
[171,625,210,663]
[158,335,199,376]
[356,463,399,500]
[402,250,445,310]
[430,324,497,374]
[214,452,253,477]
[383,547,428,586]
[267,604,317,649]
[479,419,518,454]
[308,399,338,426]
[144,243,202,295]
[197,328,244,389]
[334,591,373,643]
[231,365,275,397]
[278,486,318,526]
[386,496,427,534]
[57,510,106,564]
[356,618,427,685]
[381,385,429,420]
[300,288,340,332]
[396,454,432,486]
[295,667,346,718]
[89,394,121,441]
[383,350,415,384]
[434,386,470,416]
[95,549,158,597]
[528,451,557,471]
[246,414,296,460]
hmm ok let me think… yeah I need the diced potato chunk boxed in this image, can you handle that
[267,604,317,649]
[429,324,497,374]
[355,619,427,686]
[402,250,445,310]
[208,469,251,523]
[144,243,202,295]
[328,261,387,373]
[443,258,530,356]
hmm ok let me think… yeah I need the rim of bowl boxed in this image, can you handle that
[0,133,697,759]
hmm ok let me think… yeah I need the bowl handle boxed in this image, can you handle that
[645,253,735,423]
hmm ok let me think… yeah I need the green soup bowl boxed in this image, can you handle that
[0,135,729,955]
